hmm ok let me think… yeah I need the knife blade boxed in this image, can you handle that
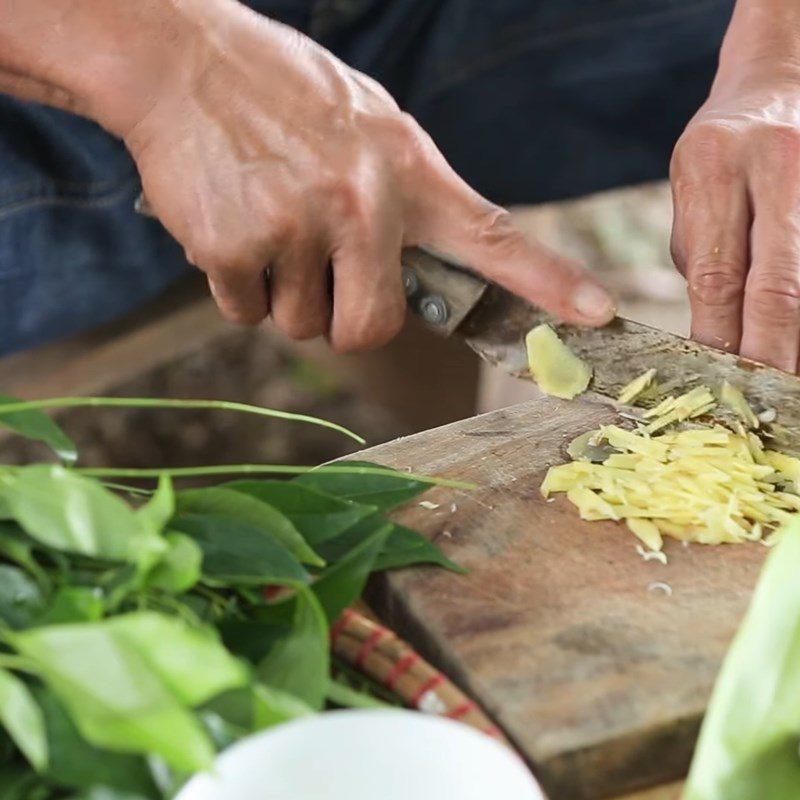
[401,246,800,454]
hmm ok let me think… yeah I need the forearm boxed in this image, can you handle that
[718,0,800,83]
[0,0,207,136]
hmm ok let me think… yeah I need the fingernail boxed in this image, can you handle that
[573,282,615,322]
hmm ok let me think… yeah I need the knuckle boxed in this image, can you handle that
[389,113,427,173]
[266,212,299,246]
[469,206,526,257]
[327,179,374,227]
[765,124,800,161]
[669,231,686,275]
[333,302,405,353]
[747,266,800,320]
[671,122,739,181]
[214,298,264,327]
[188,233,245,274]
[688,257,746,306]
[273,307,327,341]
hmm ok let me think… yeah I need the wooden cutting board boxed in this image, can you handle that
[360,394,766,800]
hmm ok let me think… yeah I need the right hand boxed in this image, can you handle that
[114,0,615,351]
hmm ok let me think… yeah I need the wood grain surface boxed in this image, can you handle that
[359,395,765,800]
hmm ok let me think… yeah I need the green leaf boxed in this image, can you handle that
[146,532,202,594]
[252,683,314,729]
[0,395,77,463]
[312,523,391,623]
[1,466,166,566]
[34,688,157,795]
[327,678,390,710]
[172,514,308,587]
[136,475,174,534]
[0,765,39,800]
[35,587,104,626]
[257,588,328,710]
[0,523,48,589]
[294,461,429,510]
[65,790,154,800]
[0,565,46,629]
[226,481,376,547]
[12,613,248,773]
[0,669,47,771]
[374,524,466,573]
[316,519,466,574]
[203,683,312,736]
[176,487,323,566]
[685,518,800,800]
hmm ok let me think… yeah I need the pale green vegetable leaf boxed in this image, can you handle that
[11,613,248,772]
[0,668,48,770]
[327,678,390,710]
[136,475,174,534]
[34,687,157,795]
[0,395,77,463]
[1,466,166,565]
[146,532,202,594]
[258,588,329,710]
[252,683,314,729]
[36,586,104,626]
[685,518,800,800]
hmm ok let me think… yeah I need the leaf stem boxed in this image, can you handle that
[73,464,475,490]
[0,397,364,444]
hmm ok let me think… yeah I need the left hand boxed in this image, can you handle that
[670,0,800,372]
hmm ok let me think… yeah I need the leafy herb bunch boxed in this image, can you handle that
[0,396,465,799]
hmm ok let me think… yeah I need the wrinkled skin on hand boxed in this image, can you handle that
[121,0,613,352]
[671,0,800,373]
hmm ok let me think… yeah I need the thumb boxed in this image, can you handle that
[408,158,615,327]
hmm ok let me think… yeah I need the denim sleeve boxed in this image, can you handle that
[0,98,191,355]
[0,0,314,356]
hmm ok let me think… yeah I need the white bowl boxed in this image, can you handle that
[177,709,546,800]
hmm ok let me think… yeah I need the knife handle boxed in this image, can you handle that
[135,192,487,336]
[400,248,488,336]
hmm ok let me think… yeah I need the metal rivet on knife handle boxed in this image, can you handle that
[419,295,449,326]
[402,266,420,298]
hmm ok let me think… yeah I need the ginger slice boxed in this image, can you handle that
[720,381,760,429]
[617,369,657,404]
[525,324,591,400]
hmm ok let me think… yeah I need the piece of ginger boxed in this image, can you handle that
[525,324,591,400]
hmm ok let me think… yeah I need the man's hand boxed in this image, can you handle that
[118,0,616,351]
[0,0,614,352]
[671,0,800,372]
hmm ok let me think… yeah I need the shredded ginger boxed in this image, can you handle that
[542,376,800,550]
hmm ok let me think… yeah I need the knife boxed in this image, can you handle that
[400,246,800,455]
[133,193,800,452]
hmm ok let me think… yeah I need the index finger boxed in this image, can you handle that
[406,147,615,327]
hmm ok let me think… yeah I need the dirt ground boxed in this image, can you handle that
[1,180,689,472]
